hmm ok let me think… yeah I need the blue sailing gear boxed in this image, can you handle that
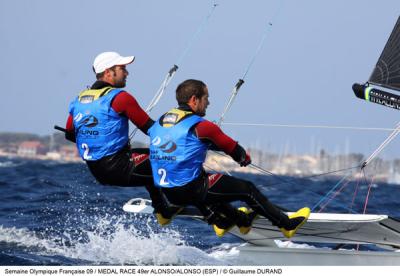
[148,114,207,188]
[69,88,128,160]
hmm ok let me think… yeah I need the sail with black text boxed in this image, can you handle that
[353,16,400,110]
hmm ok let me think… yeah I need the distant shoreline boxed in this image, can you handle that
[1,148,400,185]
[0,151,83,163]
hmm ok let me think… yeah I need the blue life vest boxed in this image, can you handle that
[148,112,207,188]
[69,87,128,161]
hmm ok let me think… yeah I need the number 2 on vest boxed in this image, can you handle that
[158,168,169,186]
[82,143,92,160]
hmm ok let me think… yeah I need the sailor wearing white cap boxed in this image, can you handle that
[92,51,135,74]
[64,51,177,220]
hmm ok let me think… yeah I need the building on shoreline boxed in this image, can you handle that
[204,150,400,185]
[0,139,81,163]
[1,136,400,184]
[17,141,46,157]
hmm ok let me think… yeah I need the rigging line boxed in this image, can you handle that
[311,172,353,212]
[241,162,356,198]
[145,66,178,113]
[362,121,400,168]
[263,176,360,213]
[246,161,275,177]
[213,2,285,172]
[240,21,272,80]
[211,152,360,212]
[360,161,378,214]
[129,66,178,139]
[349,170,362,213]
[211,2,361,204]
[213,150,355,212]
[211,151,298,187]
[363,174,376,215]
[213,150,359,191]
[210,157,232,176]
[215,148,359,181]
[217,1,284,126]
[221,122,398,132]
[129,3,218,140]
[318,175,353,213]
[212,151,277,178]
[299,165,361,179]
[176,3,218,66]
[217,79,244,126]
[203,163,224,175]
[241,0,284,80]
[354,122,400,215]
[354,122,400,217]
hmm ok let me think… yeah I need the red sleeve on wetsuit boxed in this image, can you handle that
[64,114,76,143]
[111,91,151,129]
[195,120,238,155]
[66,114,74,132]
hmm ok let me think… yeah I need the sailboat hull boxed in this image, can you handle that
[235,244,400,265]
[123,198,400,265]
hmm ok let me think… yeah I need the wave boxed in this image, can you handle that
[0,161,18,168]
[0,217,237,265]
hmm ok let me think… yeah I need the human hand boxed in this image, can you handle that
[239,152,251,167]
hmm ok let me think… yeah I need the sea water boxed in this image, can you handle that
[1,157,399,265]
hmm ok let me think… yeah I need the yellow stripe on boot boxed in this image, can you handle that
[213,224,234,237]
[280,207,310,239]
[237,207,258,235]
[155,207,183,226]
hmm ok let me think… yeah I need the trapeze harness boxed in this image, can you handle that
[69,87,128,161]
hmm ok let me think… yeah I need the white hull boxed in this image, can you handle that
[233,213,400,248]
[124,198,400,265]
[235,244,400,265]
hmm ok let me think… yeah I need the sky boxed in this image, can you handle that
[1,0,400,159]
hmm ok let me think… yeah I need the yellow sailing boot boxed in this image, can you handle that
[237,207,258,235]
[213,224,234,237]
[155,213,172,226]
[212,213,235,237]
[280,207,310,238]
[155,206,183,226]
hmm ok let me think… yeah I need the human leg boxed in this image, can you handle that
[161,174,256,235]
[198,203,258,237]
[205,174,309,237]
[87,146,178,222]
[129,148,182,223]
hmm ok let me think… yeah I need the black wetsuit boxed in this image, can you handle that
[159,109,293,229]
[86,146,167,209]
[65,81,166,211]
[162,171,290,228]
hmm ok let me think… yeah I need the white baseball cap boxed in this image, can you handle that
[93,51,135,74]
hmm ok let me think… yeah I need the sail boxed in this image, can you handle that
[353,16,400,110]
[369,16,400,91]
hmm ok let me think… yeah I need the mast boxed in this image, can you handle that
[49,132,55,152]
